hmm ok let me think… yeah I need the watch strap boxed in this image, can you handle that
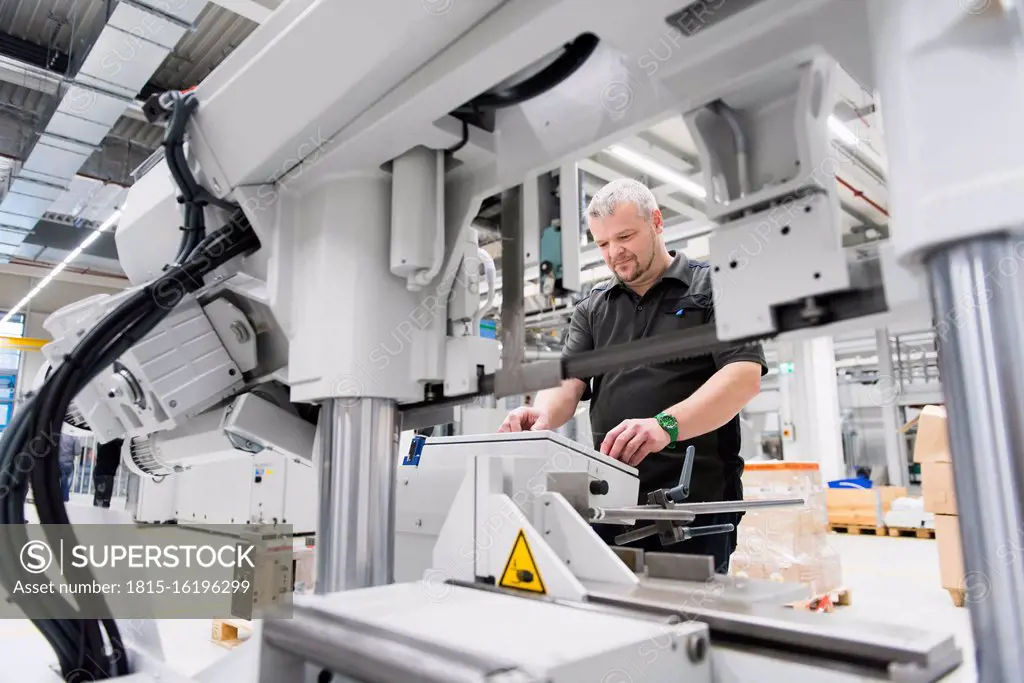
[655,412,678,443]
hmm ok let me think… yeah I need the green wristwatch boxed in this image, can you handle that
[654,412,678,443]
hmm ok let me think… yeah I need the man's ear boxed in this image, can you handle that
[651,208,664,234]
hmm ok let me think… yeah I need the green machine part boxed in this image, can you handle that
[539,222,563,288]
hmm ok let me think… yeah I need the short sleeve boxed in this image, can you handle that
[706,305,769,376]
[562,299,595,399]
[563,301,594,356]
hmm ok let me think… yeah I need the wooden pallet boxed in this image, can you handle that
[211,619,251,649]
[887,526,936,540]
[828,523,887,536]
[947,588,967,608]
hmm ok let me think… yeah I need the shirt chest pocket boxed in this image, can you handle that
[650,295,709,335]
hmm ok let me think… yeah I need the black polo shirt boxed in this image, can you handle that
[563,252,768,503]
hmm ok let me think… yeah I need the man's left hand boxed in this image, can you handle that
[600,418,671,466]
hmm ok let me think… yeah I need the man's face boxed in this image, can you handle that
[589,202,663,284]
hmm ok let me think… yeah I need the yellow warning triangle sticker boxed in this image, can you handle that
[499,529,546,594]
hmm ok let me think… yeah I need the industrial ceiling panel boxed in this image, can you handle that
[58,86,130,128]
[149,4,257,89]
[79,188,127,221]
[45,175,104,216]
[2,191,51,216]
[0,228,28,246]
[21,144,90,180]
[78,37,170,99]
[0,211,38,230]
[0,80,52,119]
[47,110,110,146]
[9,178,62,200]
[109,117,165,149]
[0,0,107,56]
[107,3,189,51]
[19,168,69,186]
[136,0,209,24]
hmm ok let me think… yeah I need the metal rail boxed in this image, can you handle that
[592,497,805,522]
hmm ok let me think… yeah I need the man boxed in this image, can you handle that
[58,431,79,503]
[498,178,767,573]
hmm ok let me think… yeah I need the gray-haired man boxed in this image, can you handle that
[499,178,767,573]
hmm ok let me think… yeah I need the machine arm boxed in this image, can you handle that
[0,87,262,680]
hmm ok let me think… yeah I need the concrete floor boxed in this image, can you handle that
[827,532,976,682]
[3,520,978,682]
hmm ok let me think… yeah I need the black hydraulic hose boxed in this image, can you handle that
[10,217,257,680]
[3,80,256,678]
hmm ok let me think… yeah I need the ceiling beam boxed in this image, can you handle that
[0,261,127,289]
[578,158,707,221]
[619,135,699,175]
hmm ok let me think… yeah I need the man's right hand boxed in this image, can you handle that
[497,407,550,433]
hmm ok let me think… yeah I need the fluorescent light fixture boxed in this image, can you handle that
[606,145,707,200]
[828,115,859,146]
[0,209,122,325]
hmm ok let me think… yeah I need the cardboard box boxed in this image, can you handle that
[826,486,908,526]
[901,405,950,464]
[935,514,964,590]
[293,545,316,595]
[921,461,958,515]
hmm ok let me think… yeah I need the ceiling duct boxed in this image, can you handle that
[0,0,208,263]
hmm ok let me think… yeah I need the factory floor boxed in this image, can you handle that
[4,510,977,682]
[827,533,976,682]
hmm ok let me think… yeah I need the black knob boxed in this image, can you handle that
[590,480,610,496]
[516,569,534,583]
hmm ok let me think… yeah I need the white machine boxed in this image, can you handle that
[14,0,1024,680]
[395,431,643,583]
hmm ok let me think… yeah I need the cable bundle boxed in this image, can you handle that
[159,90,238,266]
[0,91,260,680]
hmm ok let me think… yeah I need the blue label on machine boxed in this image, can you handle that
[402,435,427,466]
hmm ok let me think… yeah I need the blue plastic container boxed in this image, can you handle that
[827,477,873,489]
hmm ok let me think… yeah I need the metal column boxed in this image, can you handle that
[500,186,525,373]
[316,398,399,593]
[875,327,909,486]
[778,338,845,482]
[927,236,1024,683]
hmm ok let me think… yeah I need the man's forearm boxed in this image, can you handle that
[532,380,586,430]
[665,361,762,441]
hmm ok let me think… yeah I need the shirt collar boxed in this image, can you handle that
[611,250,691,292]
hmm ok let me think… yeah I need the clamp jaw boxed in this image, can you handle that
[613,446,735,547]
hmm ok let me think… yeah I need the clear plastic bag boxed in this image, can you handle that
[729,462,843,597]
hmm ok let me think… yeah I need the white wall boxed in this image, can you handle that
[16,312,48,404]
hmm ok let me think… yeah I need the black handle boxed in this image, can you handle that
[589,479,610,496]
[665,445,696,503]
